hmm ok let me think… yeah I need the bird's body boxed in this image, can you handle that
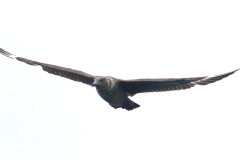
[95,77,125,107]
[92,76,140,110]
[0,48,239,110]
[96,83,128,109]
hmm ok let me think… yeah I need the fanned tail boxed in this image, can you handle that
[122,99,140,111]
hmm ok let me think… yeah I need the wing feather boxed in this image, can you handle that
[119,69,239,96]
[0,48,96,85]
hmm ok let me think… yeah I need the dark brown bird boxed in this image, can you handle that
[0,48,239,110]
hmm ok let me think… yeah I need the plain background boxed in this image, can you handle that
[0,0,239,160]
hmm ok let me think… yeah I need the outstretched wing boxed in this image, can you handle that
[119,69,239,96]
[0,48,96,85]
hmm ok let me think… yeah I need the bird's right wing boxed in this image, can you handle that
[0,48,96,85]
[119,69,239,96]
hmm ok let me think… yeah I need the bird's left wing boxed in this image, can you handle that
[119,69,239,96]
[0,48,96,85]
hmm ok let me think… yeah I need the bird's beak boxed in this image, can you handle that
[91,82,98,87]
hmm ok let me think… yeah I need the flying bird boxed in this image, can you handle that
[0,48,239,110]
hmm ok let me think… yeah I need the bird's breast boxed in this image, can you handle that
[96,87,127,107]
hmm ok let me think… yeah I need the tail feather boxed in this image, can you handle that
[122,99,140,111]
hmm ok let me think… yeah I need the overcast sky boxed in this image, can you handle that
[0,0,239,160]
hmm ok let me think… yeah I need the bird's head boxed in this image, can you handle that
[91,76,113,89]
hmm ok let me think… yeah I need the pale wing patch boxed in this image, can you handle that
[0,48,17,59]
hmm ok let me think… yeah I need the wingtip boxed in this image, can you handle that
[194,68,239,86]
[228,68,240,75]
[0,48,17,59]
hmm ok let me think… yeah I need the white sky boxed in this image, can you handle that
[0,0,240,160]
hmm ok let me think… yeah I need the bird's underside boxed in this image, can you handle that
[0,48,239,111]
